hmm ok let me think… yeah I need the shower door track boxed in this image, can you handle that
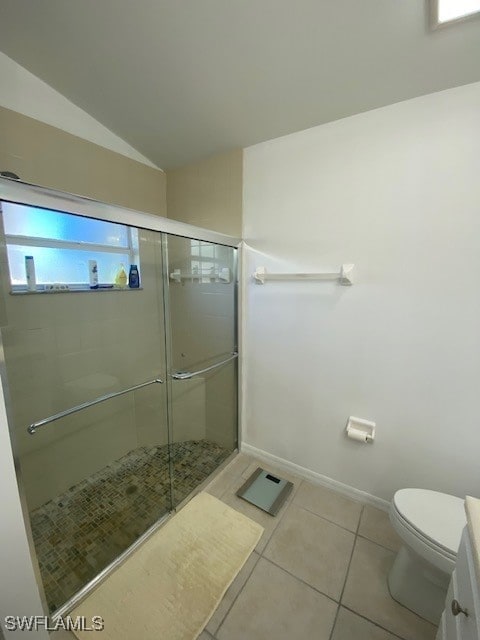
[0,176,241,248]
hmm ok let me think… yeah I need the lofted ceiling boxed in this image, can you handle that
[0,0,479,169]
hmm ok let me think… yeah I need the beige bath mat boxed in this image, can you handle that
[71,492,264,640]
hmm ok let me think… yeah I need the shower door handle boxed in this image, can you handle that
[27,377,164,434]
[172,352,238,381]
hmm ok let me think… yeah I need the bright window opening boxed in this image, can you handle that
[434,0,480,24]
[1,202,139,292]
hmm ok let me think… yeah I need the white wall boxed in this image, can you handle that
[0,52,158,169]
[243,81,480,503]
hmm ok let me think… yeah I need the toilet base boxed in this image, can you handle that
[388,545,450,625]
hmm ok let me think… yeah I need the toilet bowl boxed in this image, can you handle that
[388,488,466,625]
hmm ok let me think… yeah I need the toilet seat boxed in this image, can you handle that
[394,489,465,554]
[390,489,466,574]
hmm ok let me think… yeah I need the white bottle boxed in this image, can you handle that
[89,260,98,289]
[25,256,36,292]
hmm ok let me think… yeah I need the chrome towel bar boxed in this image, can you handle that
[172,352,238,381]
[27,377,163,434]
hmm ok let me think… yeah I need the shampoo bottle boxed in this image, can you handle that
[128,264,140,288]
[25,256,36,291]
[89,260,99,289]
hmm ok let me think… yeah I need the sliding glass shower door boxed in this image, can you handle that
[0,189,239,616]
[0,204,171,612]
[164,235,238,506]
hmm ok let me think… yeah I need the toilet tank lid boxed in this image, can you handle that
[393,489,466,554]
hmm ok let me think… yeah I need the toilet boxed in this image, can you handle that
[388,488,466,625]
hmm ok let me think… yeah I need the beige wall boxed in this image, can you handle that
[0,106,166,216]
[166,148,243,236]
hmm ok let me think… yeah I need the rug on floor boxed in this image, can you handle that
[71,492,264,640]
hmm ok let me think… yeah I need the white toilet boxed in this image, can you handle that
[388,488,466,625]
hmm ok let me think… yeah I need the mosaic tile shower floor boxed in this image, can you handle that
[29,439,231,612]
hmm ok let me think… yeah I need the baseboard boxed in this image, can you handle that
[240,442,390,512]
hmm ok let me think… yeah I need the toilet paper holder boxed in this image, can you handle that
[346,416,376,443]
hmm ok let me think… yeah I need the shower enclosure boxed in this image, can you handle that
[0,178,239,616]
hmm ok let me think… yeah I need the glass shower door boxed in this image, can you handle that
[0,202,171,613]
[164,235,238,506]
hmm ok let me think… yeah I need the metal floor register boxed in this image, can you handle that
[236,467,294,516]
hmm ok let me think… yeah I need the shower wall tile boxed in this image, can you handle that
[0,226,169,512]
[206,401,237,449]
[134,386,169,447]
[7,297,53,330]
[205,362,237,450]
[55,323,82,356]
[194,289,235,318]
[20,452,60,510]
[58,349,105,385]
[79,321,105,351]
[171,378,206,442]
[10,391,56,457]
[22,399,138,509]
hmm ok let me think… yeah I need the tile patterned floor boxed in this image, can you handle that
[30,440,231,613]
[51,453,440,640]
[203,454,437,640]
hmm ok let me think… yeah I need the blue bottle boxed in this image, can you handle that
[128,264,140,288]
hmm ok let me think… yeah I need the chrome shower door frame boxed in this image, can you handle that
[0,177,241,621]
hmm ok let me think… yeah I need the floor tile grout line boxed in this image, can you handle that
[260,479,365,560]
[293,502,362,535]
[211,552,261,638]
[356,532,399,554]
[212,461,300,561]
[208,464,430,640]
[328,603,341,640]
[233,465,395,624]
[216,457,256,486]
[328,505,364,640]
[339,510,432,640]
[212,456,305,619]
[340,604,411,640]
[256,483,302,555]
[328,602,342,640]
[245,469,377,537]
[213,463,258,500]
[209,458,413,640]
[356,505,365,534]
[229,459,382,536]
[260,555,339,606]
[338,503,363,601]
